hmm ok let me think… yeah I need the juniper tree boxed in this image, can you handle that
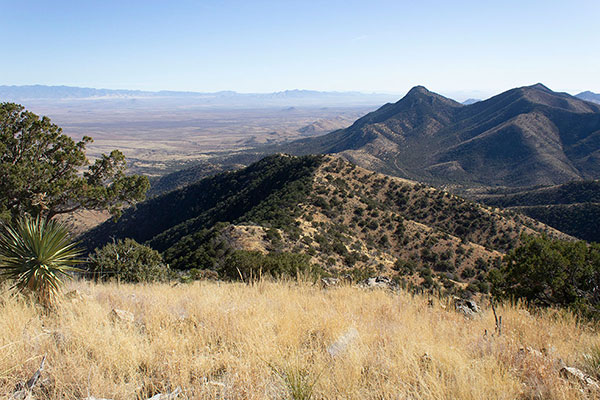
[0,102,149,221]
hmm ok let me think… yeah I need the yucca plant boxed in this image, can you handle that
[0,215,83,306]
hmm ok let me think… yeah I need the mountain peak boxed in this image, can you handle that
[527,83,552,92]
[406,85,432,96]
[400,86,462,107]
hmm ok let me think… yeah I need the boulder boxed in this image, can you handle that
[364,276,392,289]
[454,297,481,317]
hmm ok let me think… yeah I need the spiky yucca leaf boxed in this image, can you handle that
[0,215,82,305]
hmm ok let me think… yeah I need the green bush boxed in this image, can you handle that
[393,258,417,274]
[494,235,600,316]
[88,238,170,283]
[188,268,219,281]
[219,250,318,281]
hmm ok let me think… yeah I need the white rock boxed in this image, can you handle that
[561,366,600,390]
[327,327,359,357]
[146,387,182,399]
[320,277,340,288]
[364,276,391,289]
[110,308,135,323]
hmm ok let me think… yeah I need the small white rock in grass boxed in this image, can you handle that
[364,276,392,289]
[560,366,600,390]
[110,308,135,323]
[320,277,340,288]
[327,327,359,357]
[147,387,182,399]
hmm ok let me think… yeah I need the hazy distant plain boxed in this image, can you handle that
[17,97,378,175]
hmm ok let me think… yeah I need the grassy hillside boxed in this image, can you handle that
[83,155,570,294]
[1,280,598,399]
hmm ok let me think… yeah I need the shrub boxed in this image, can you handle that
[219,251,318,281]
[393,258,417,274]
[434,260,454,272]
[270,361,322,400]
[461,267,476,279]
[495,235,600,315]
[188,268,219,281]
[88,238,170,283]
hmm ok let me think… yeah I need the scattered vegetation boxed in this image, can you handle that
[83,155,571,295]
[512,204,600,243]
[81,154,324,252]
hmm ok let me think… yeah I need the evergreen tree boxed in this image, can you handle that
[0,103,149,221]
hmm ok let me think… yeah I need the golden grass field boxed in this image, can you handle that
[1,280,599,399]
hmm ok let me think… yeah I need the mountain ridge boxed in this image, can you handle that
[273,84,600,187]
[82,154,572,292]
[0,84,400,106]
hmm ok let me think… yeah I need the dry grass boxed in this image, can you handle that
[0,280,599,399]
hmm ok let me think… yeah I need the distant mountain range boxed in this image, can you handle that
[0,84,399,107]
[577,91,600,104]
[274,83,600,188]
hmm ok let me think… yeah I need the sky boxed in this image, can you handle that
[1,0,599,98]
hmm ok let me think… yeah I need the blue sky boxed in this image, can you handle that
[1,0,599,97]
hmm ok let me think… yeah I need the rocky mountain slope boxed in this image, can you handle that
[278,84,600,187]
[83,154,570,292]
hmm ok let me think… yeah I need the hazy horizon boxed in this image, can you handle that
[0,82,591,104]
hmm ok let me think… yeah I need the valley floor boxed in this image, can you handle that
[1,281,599,399]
